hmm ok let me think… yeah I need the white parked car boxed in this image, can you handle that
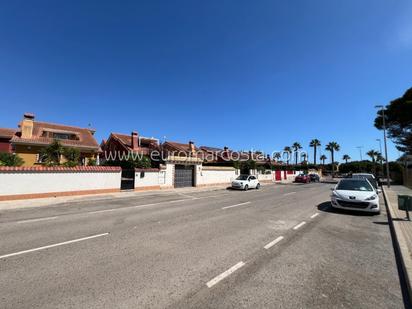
[352,173,378,190]
[231,175,260,191]
[331,178,380,214]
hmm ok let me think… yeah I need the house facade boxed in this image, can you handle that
[0,128,16,153]
[161,141,204,188]
[8,113,100,166]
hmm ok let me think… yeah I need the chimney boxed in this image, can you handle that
[131,131,139,150]
[21,113,35,139]
[189,141,195,153]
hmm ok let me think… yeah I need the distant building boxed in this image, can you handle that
[100,131,160,163]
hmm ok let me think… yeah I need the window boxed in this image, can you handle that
[236,175,249,180]
[41,131,79,141]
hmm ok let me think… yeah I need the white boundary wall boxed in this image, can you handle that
[135,169,162,189]
[196,166,238,186]
[0,167,121,198]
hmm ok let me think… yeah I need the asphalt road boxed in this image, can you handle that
[0,183,404,308]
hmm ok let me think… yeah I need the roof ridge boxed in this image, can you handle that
[32,120,95,131]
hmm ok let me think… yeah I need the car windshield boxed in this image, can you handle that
[236,175,249,180]
[352,175,378,188]
[336,180,373,192]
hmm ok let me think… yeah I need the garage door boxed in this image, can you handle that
[174,165,194,188]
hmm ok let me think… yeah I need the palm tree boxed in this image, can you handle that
[292,142,302,165]
[320,154,327,165]
[325,142,340,177]
[366,149,379,162]
[273,152,281,162]
[342,154,351,163]
[376,153,384,163]
[367,149,380,175]
[309,139,321,165]
[0,153,25,166]
[283,146,292,165]
[301,153,308,164]
[40,140,65,166]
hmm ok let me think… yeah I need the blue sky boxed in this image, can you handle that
[0,0,411,162]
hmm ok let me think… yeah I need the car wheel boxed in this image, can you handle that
[256,183,260,190]
[244,185,249,191]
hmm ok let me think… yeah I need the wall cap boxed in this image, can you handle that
[0,166,121,173]
[135,168,160,172]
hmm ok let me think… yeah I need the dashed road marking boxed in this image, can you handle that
[0,233,109,260]
[17,216,57,224]
[206,261,246,288]
[178,193,200,199]
[293,221,306,230]
[9,193,231,224]
[222,202,251,210]
[284,192,296,196]
[310,213,319,219]
[264,236,284,249]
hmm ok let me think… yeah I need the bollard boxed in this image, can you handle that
[398,195,412,221]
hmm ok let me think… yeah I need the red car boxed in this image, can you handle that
[294,174,311,183]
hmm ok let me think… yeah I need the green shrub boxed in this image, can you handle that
[0,153,25,166]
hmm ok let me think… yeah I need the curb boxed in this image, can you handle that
[382,187,412,306]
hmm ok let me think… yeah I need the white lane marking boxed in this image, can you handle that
[10,193,230,223]
[88,208,118,215]
[293,221,306,230]
[221,201,251,210]
[284,192,296,196]
[264,236,284,249]
[310,213,319,219]
[76,199,190,215]
[200,194,228,199]
[17,216,57,224]
[206,261,245,288]
[178,193,200,199]
[0,233,109,260]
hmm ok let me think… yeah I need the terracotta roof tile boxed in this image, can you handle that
[110,133,159,154]
[11,121,99,150]
[163,141,198,153]
[0,128,17,139]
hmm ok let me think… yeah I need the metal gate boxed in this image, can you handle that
[121,169,135,190]
[174,165,194,188]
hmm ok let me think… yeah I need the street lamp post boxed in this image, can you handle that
[357,146,363,161]
[375,105,391,188]
[376,138,384,177]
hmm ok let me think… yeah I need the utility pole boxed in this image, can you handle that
[357,146,363,161]
[376,138,384,177]
[375,105,391,188]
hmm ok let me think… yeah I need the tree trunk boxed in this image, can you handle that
[314,147,317,165]
[331,151,335,178]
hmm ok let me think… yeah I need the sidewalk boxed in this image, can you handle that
[383,185,412,300]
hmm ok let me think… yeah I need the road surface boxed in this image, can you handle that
[0,183,404,308]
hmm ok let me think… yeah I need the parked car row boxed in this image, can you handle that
[294,173,320,183]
